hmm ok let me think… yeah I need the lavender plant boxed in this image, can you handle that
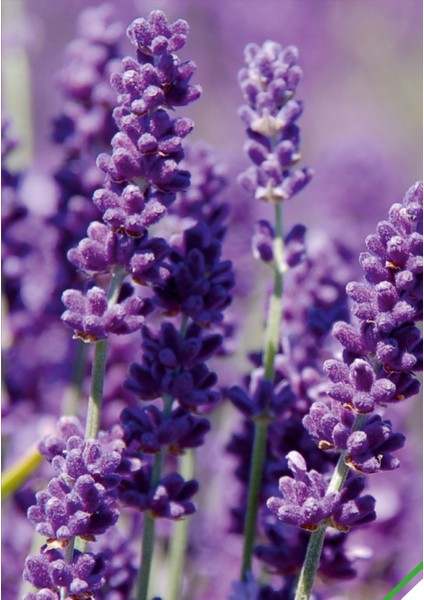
[1,3,422,600]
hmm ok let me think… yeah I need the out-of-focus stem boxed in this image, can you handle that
[241,202,284,580]
[1,448,43,500]
[294,413,367,600]
[167,448,196,600]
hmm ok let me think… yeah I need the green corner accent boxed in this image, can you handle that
[383,562,423,600]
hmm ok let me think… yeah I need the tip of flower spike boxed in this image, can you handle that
[127,11,189,56]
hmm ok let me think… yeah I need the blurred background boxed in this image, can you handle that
[2,1,422,599]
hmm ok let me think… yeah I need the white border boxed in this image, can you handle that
[402,578,424,599]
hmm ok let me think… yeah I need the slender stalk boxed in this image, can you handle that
[263,202,284,381]
[294,413,367,600]
[137,511,156,600]
[240,419,269,578]
[240,203,285,580]
[62,340,89,417]
[60,538,76,600]
[84,266,126,440]
[167,448,196,600]
[136,395,174,600]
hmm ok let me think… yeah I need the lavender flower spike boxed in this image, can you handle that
[238,41,313,203]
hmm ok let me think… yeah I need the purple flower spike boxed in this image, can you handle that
[61,286,150,341]
[267,451,340,531]
[239,40,312,203]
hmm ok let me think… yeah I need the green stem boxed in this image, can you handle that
[136,395,174,600]
[167,449,196,600]
[136,450,165,600]
[62,340,89,417]
[137,509,157,600]
[84,267,126,440]
[241,203,285,580]
[84,339,108,440]
[263,202,284,381]
[240,419,269,579]
[294,413,367,600]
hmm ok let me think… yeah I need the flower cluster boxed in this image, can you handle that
[23,417,124,599]
[266,183,422,596]
[61,9,201,343]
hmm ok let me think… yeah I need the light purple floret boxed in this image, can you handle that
[267,451,376,531]
[304,401,405,473]
[28,421,124,541]
[61,286,150,341]
[267,451,340,531]
[23,549,107,598]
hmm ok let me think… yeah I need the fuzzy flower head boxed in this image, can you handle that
[267,451,376,532]
[239,41,313,203]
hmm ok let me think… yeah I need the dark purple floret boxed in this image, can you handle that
[120,404,210,454]
[252,221,306,267]
[331,476,376,531]
[344,416,405,474]
[152,220,235,325]
[125,322,222,410]
[227,361,295,418]
[118,458,198,519]
[256,523,356,581]
[148,472,198,518]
